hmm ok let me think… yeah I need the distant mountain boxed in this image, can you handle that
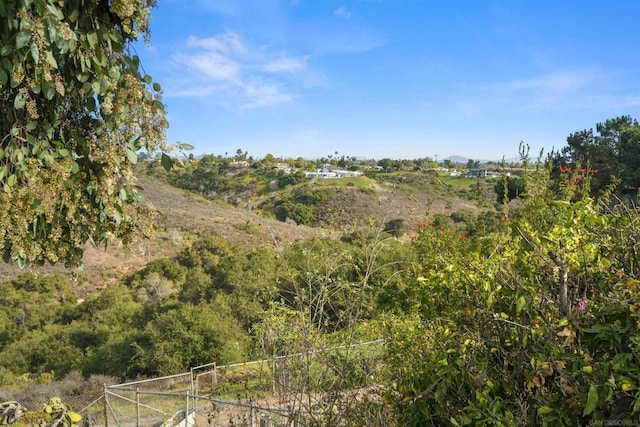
[444,155,469,164]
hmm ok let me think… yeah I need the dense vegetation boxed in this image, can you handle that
[3,133,640,424]
[3,0,640,423]
[0,0,177,267]
[555,115,640,195]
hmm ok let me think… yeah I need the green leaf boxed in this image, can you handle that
[100,77,109,94]
[537,406,553,416]
[583,384,599,416]
[108,66,120,80]
[94,47,106,67]
[16,30,31,49]
[87,32,98,48]
[43,82,55,100]
[91,80,101,95]
[68,8,79,22]
[86,96,96,110]
[161,153,173,172]
[14,92,25,109]
[45,51,58,68]
[152,100,165,111]
[516,295,526,315]
[57,38,69,54]
[152,82,161,91]
[0,68,7,86]
[126,149,138,164]
[46,3,64,19]
[30,43,39,62]
[7,174,17,187]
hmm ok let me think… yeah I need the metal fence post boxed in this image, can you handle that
[103,384,109,427]
[185,391,190,427]
[136,386,140,427]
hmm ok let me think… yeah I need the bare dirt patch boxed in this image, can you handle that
[0,175,487,296]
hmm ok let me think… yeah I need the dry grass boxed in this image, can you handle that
[0,177,332,296]
[0,174,488,297]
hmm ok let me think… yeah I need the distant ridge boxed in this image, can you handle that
[444,155,469,163]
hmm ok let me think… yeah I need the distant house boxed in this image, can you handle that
[274,162,291,172]
[305,169,338,179]
[230,159,250,168]
[334,169,363,177]
[467,169,498,178]
[305,167,363,179]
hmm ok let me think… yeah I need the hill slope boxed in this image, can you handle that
[0,173,492,295]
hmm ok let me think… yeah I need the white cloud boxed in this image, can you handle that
[170,32,311,109]
[241,80,295,108]
[334,6,352,19]
[186,33,246,54]
[181,52,240,81]
[262,57,307,73]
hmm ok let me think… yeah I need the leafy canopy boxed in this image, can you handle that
[0,0,168,266]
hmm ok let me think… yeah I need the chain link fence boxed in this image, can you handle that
[76,340,388,426]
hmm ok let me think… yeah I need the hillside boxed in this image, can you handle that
[0,171,494,296]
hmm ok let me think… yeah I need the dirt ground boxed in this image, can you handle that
[0,175,486,297]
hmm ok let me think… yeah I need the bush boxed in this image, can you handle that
[384,157,640,424]
[383,218,405,237]
[274,200,315,225]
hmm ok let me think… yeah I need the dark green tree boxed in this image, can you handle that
[494,175,525,204]
[383,218,406,237]
[559,116,640,194]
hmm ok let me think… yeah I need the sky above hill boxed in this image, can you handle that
[136,0,640,161]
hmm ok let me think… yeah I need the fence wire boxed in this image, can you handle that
[76,340,387,427]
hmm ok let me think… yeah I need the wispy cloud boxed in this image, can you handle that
[498,70,597,94]
[450,69,627,114]
[171,32,310,109]
[186,33,245,54]
[262,57,308,73]
[334,6,352,19]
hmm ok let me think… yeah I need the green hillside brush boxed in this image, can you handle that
[383,150,640,425]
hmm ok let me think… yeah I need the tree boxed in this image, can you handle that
[378,158,394,172]
[1,0,170,266]
[494,175,525,204]
[559,116,640,194]
[384,156,640,424]
[274,200,315,225]
[382,218,406,237]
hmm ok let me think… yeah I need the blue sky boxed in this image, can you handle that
[136,0,640,161]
